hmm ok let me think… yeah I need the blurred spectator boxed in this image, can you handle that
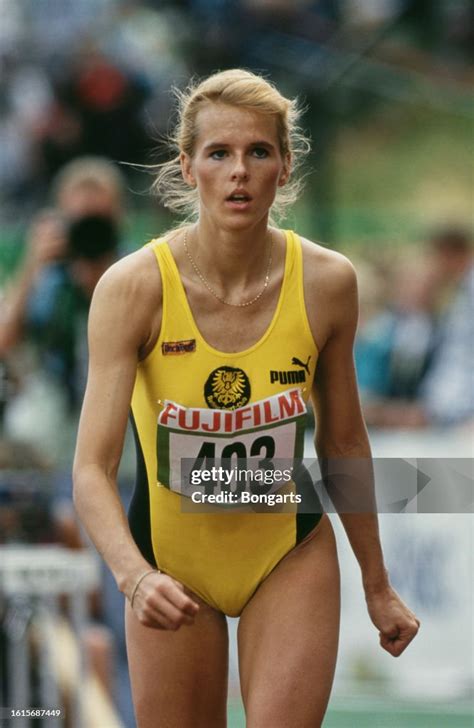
[0,160,135,717]
[0,157,124,415]
[0,165,129,691]
[353,254,393,397]
[418,262,473,426]
[0,53,54,210]
[13,0,114,60]
[105,1,190,81]
[356,255,439,403]
[51,154,124,222]
[357,228,473,427]
[0,156,143,728]
[38,46,152,180]
[34,100,85,187]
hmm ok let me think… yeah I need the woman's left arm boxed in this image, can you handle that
[311,256,420,657]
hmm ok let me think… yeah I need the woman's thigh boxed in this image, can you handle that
[125,593,229,728]
[237,515,340,728]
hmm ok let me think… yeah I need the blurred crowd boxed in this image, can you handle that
[0,1,472,726]
[1,0,472,217]
[355,227,473,428]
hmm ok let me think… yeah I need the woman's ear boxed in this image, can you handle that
[180,152,196,187]
[278,152,292,187]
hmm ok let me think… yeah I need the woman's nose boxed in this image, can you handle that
[231,155,249,181]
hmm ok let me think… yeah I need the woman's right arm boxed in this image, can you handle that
[73,254,199,629]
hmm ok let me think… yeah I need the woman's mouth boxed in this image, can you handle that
[225,192,252,209]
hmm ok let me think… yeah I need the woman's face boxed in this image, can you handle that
[180,103,290,231]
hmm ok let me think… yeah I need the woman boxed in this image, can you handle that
[73,69,419,728]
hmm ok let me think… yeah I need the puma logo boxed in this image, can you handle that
[291,356,311,375]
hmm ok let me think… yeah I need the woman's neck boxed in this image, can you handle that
[190,217,272,287]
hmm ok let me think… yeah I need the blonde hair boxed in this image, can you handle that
[152,69,310,221]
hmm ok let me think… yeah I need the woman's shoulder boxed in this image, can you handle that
[298,233,357,294]
[93,244,162,311]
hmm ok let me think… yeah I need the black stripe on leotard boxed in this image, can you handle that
[128,412,157,567]
[294,461,324,542]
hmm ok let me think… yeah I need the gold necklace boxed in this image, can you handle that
[183,228,274,307]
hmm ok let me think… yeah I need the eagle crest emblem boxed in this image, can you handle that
[204,366,251,409]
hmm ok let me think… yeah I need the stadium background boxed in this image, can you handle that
[0,1,472,727]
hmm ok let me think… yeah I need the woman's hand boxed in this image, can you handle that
[130,571,200,631]
[365,584,420,657]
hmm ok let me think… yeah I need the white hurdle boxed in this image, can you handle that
[0,546,100,728]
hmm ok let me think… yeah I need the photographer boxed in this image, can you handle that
[0,157,134,726]
[0,157,124,411]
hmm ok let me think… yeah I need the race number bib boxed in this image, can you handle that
[156,388,307,494]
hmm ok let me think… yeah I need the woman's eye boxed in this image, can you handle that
[252,147,269,158]
[210,149,227,159]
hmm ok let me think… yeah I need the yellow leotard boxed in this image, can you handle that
[129,230,321,616]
